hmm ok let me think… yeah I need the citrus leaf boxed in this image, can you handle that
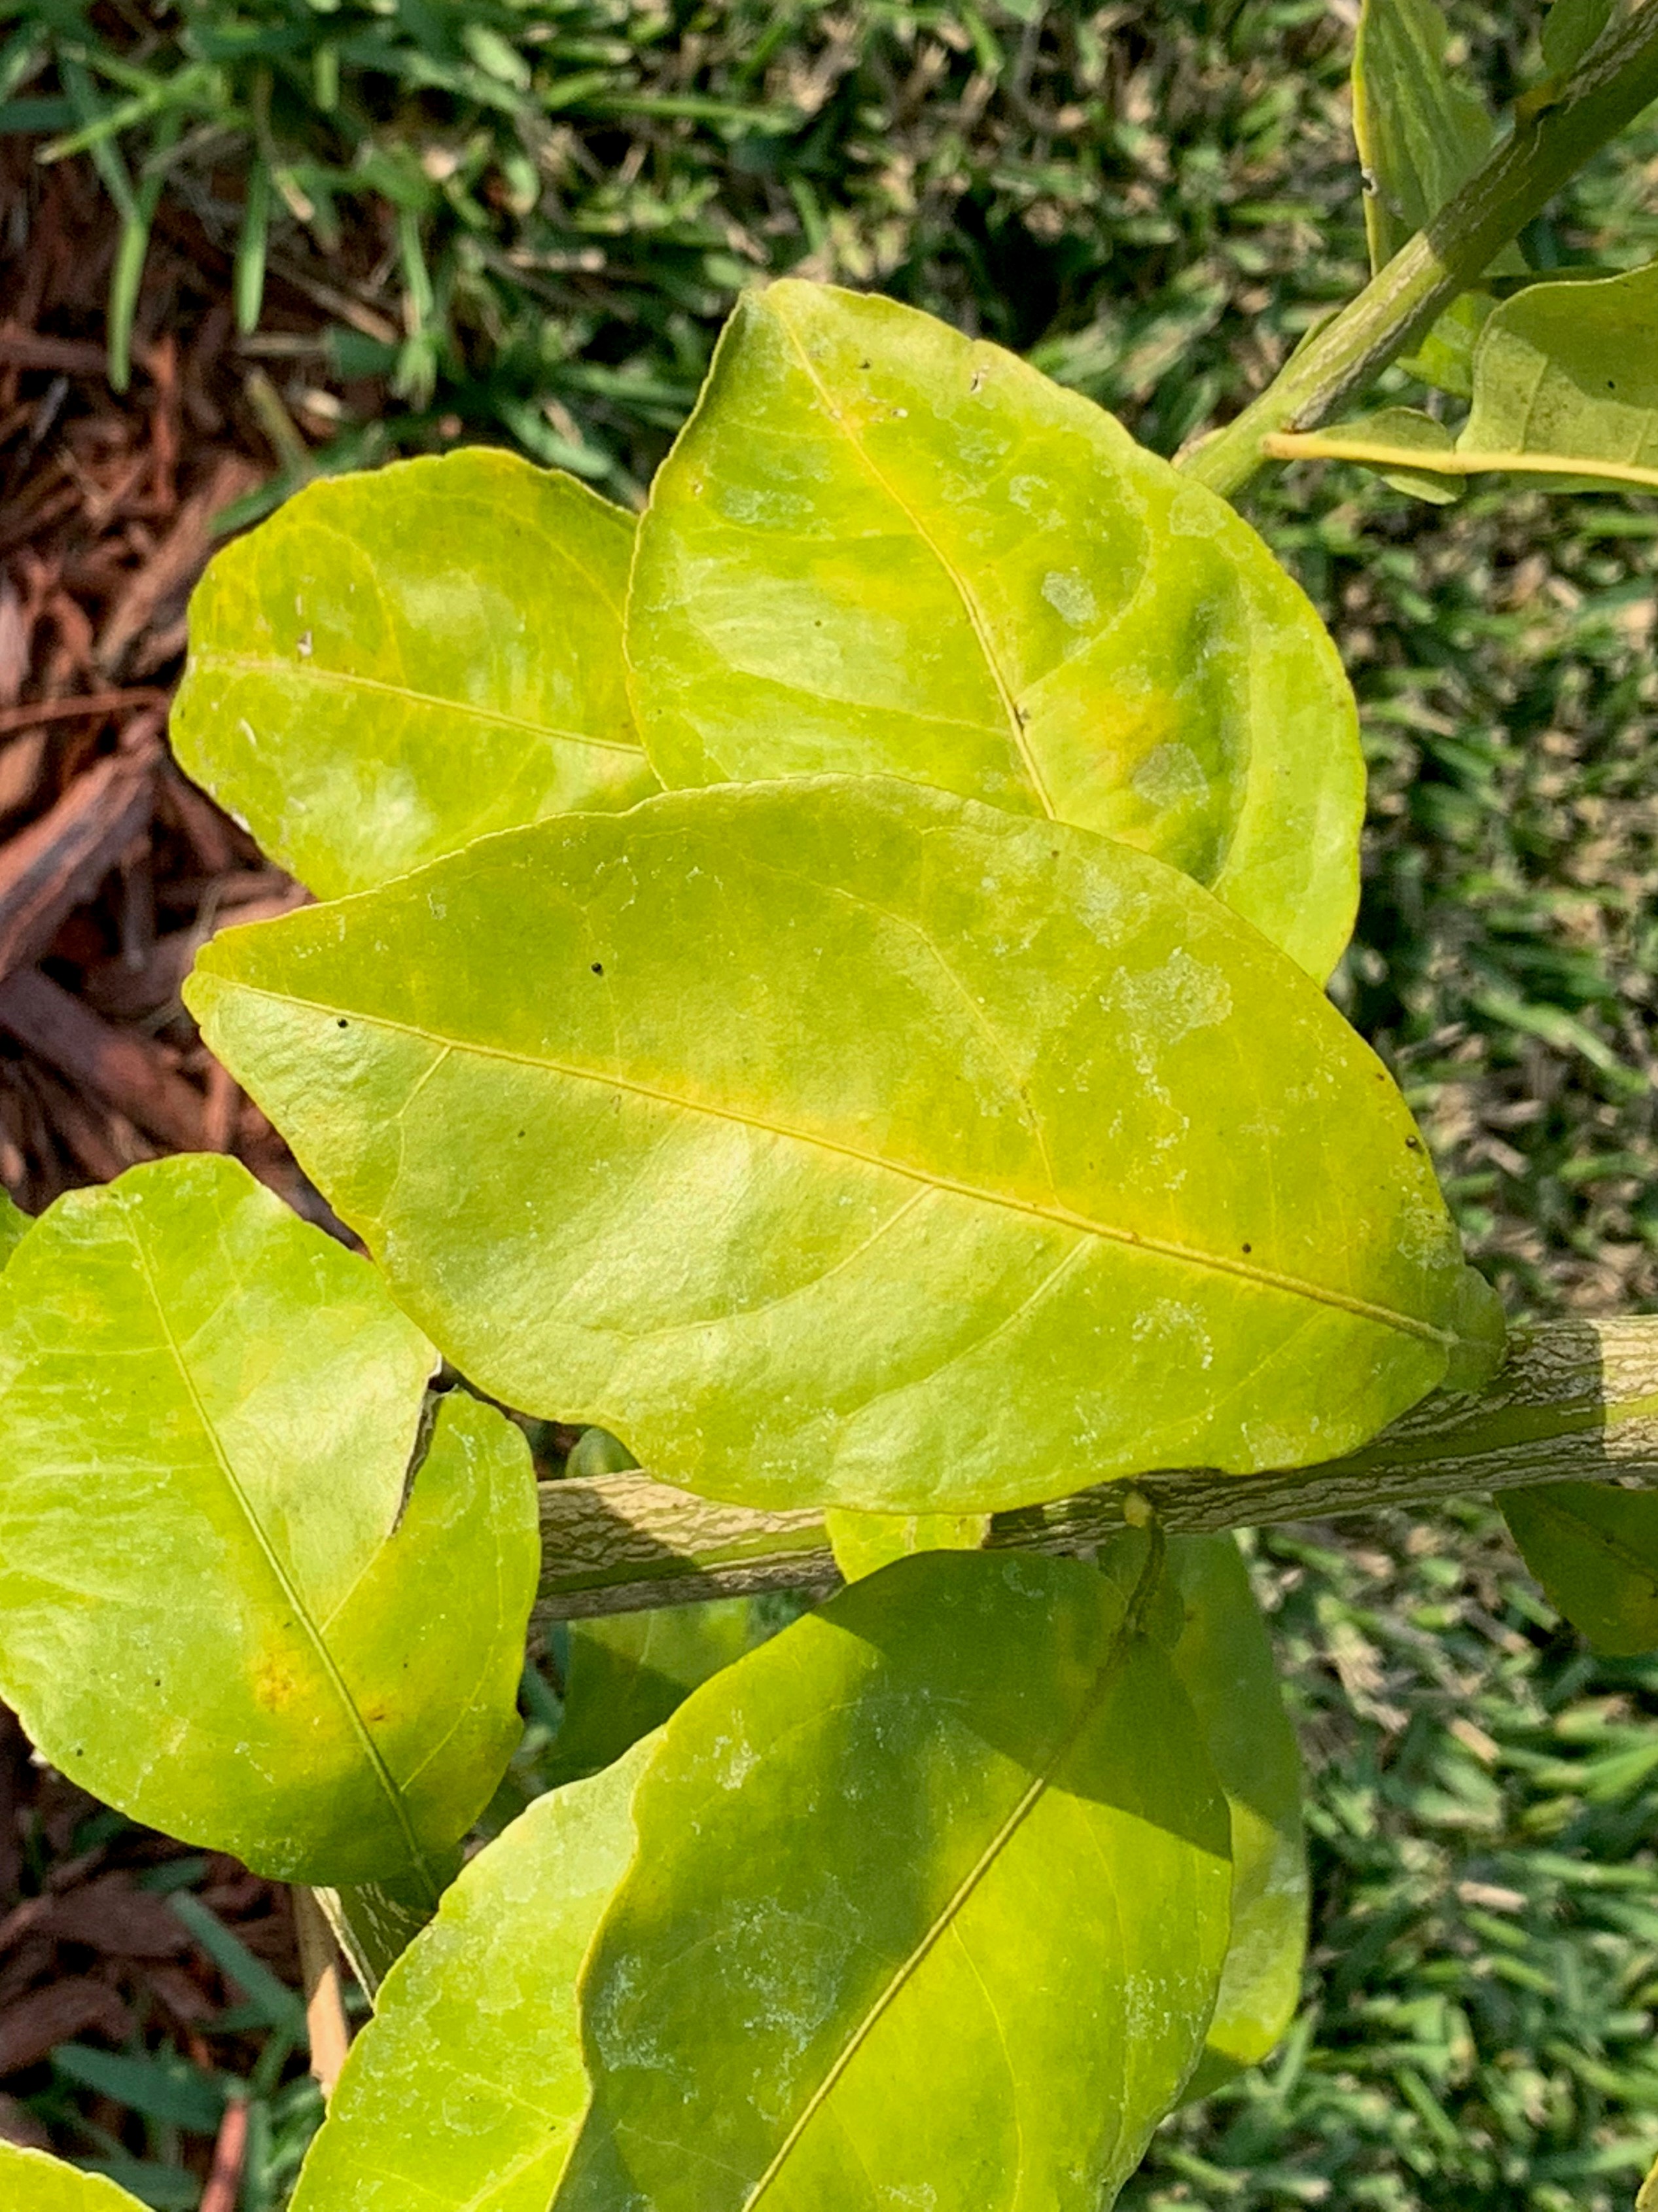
[1500,1482,1658,1656]
[172,452,655,899]
[1350,0,1521,395]
[1459,258,1658,491]
[1542,0,1617,77]
[554,1550,1231,2211]
[1276,262,1658,497]
[187,776,1503,1514]
[627,280,1362,981]
[1165,1535,1307,2097]
[0,1153,538,1897]
[824,1509,991,1582]
[547,1600,783,1789]
[1309,407,1462,503]
[0,2145,149,2211]
[290,1736,657,2212]
[1353,0,1505,262]
[0,1189,30,1268]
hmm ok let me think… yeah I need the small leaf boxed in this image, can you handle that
[290,1738,656,2212]
[1318,406,1462,503]
[1352,0,1525,271]
[172,451,655,899]
[548,1600,783,1788]
[628,279,1362,980]
[0,2143,148,2210]
[0,1154,538,1897]
[824,1509,990,1582]
[1284,263,1658,498]
[1460,259,1658,491]
[1500,1483,1658,1656]
[1351,0,1522,395]
[554,1550,1232,2211]
[1165,1535,1307,2097]
[1542,0,1617,77]
[0,1190,30,1268]
[186,777,1503,1516]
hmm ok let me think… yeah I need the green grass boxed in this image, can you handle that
[3,3,1657,2205]
[1131,1508,1658,2211]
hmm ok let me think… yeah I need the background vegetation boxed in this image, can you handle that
[1,1,1655,2204]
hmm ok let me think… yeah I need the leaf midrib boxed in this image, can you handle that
[125,1196,438,1903]
[766,294,1060,820]
[739,1618,1142,2207]
[196,652,646,759]
[209,976,1458,1353]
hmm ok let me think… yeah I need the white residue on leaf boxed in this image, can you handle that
[1107,947,1233,1057]
[1041,569,1099,628]
[711,1727,758,1790]
[1131,741,1207,809]
[1131,1298,1212,1369]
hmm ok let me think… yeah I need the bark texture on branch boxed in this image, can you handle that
[532,1318,1658,1622]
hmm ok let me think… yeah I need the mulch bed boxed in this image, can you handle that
[0,145,349,2167]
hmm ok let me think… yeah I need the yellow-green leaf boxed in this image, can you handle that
[1166,1535,1307,2097]
[554,1550,1231,2211]
[1460,259,1658,491]
[824,1509,991,1582]
[548,1599,783,1789]
[627,281,1362,980]
[0,2145,149,2211]
[0,1190,31,1269]
[173,451,655,898]
[290,1737,656,2212]
[0,1154,538,1897]
[186,777,1503,1514]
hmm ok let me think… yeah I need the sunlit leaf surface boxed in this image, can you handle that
[0,1154,538,1895]
[188,777,1503,1514]
[174,451,654,897]
[629,281,1362,978]
[554,1550,1231,2211]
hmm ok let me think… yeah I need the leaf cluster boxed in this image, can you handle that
[2,7,1658,2207]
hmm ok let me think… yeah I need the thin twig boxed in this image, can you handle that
[294,1885,351,2101]
[200,2096,248,2212]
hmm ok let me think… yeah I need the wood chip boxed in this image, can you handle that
[96,453,262,675]
[0,738,160,982]
[0,1977,134,2076]
[0,327,111,376]
[0,968,203,1151]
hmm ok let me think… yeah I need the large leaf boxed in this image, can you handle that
[0,1153,538,1897]
[547,1599,783,1788]
[1165,1535,1307,2097]
[172,452,655,899]
[0,2147,147,2211]
[1501,1483,1658,1656]
[291,1736,656,2212]
[554,1549,1231,2211]
[187,777,1503,1515]
[626,280,1362,981]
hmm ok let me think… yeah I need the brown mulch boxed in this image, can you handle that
[0,144,337,1224]
[0,147,354,2136]
[0,1709,302,2159]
